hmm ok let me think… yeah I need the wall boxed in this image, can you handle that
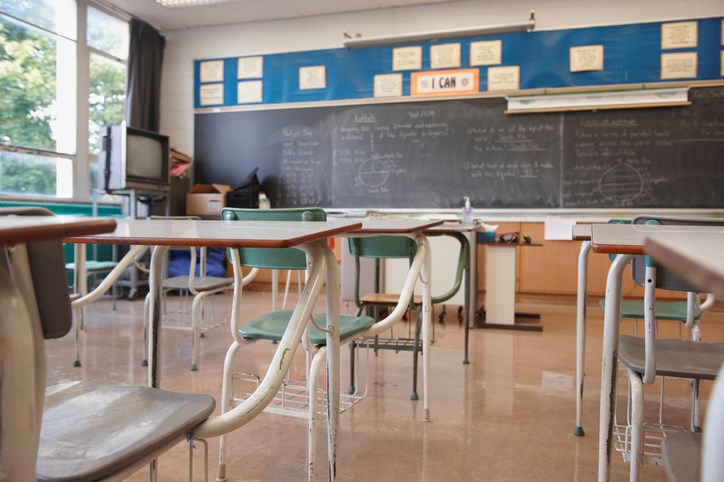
[159,0,724,157]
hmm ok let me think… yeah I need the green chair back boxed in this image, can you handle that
[221,207,326,270]
[347,236,417,259]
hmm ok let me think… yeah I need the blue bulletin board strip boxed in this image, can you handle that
[194,16,724,109]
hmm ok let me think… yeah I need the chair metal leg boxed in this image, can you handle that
[141,292,150,366]
[628,368,644,482]
[410,313,421,401]
[308,346,325,481]
[216,341,242,482]
[348,340,356,394]
[74,308,81,367]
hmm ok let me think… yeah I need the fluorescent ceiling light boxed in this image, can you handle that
[343,11,535,49]
[506,88,690,113]
[154,0,238,7]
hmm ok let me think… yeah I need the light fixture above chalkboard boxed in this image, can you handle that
[343,11,535,49]
[506,87,690,114]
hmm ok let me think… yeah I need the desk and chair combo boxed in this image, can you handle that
[0,207,444,481]
[572,217,724,482]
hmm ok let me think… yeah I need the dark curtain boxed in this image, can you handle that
[125,19,165,132]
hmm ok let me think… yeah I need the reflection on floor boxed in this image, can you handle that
[45,291,724,481]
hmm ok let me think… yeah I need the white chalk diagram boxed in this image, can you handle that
[357,158,389,188]
[598,164,644,202]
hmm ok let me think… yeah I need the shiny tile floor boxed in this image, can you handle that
[46,291,724,481]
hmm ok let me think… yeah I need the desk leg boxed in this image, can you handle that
[598,254,631,482]
[420,235,432,422]
[463,243,470,365]
[73,244,87,367]
[147,245,169,389]
[575,240,591,437]
[323,243,340,481]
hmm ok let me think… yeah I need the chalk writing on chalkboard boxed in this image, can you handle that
[194,86,724,209]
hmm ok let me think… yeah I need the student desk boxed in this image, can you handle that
[589,223,724,482]
[0,215,117,481]
[643,229,724,481]
[66,217,362,479]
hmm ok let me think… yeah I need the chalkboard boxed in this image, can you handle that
[194,86,724,209]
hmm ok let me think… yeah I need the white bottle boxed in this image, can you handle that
[259,192,271,209]
[462,196,473,224]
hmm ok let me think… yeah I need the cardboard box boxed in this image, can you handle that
[186,183,231,218]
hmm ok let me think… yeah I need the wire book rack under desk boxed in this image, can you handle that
[230,343,370,420]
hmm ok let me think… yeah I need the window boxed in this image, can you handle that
[88,6,127,156]
[0,0,128,200]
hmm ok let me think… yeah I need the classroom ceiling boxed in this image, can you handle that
[104,0,459,31]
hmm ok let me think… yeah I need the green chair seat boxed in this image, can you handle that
[240,310,374,345]
[65,260,118,272]
[599,299,700,322]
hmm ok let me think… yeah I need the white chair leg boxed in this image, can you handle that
[73,305,82,367]
[308,346,325,482]
[142,292,150,366]
[628,368,644,482]
[191,291,208,372]
[216,341,242,482]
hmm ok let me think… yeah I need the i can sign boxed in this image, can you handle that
[411,69,479,96]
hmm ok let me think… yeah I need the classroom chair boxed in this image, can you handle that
[65,243,120,367]
[660,361,724,482]
[0,207,216,481]
[612,216,724,482]
[217,207,375,481]
[141,215,236,371]
[347,231,467,399]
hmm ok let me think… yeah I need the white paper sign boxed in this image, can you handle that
[199,83,224,106]
[661,21,698,49]
[374,74,403,97]
[299,65,326,90]
[237,56,263,79]
[237,80,262,103]
[199,60,224,83]
[661,52,697,79]
[488,66,520,91]
[430,43,461,69]
[392,46,422,71]
[470,40,502,66]
[570,45,604,72]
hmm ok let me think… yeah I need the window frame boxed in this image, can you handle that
[0,0,129,202]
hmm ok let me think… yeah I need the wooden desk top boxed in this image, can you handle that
[67,218,362,248]
[572,224,592,240]
[426,222,478,234]
[591,223,724,255]
[0,216,116,245]
[645,232,724,299]
[351,219,443,234]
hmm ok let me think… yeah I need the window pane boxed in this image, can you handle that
[0,150,59,196]
[89,53,126,155]
[87,6,128,60]
[0,15,57,151]
[0,0,75,38]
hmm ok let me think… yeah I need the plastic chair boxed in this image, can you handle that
[0,207,216,481]
[217,207,375,481]
[65,244,119,367]
[613,216,724,481]
[347,231,467,399]
[143,215,235,371]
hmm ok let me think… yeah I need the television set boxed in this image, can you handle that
[99,123,170,193]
